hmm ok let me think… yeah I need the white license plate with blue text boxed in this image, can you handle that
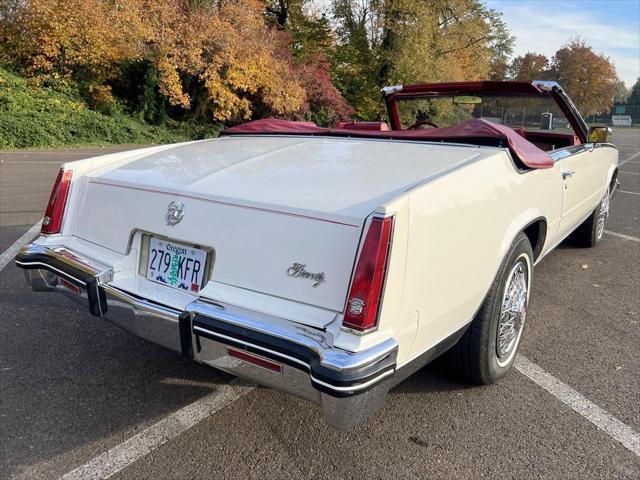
[146,238,207,293]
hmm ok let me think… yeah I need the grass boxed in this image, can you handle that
[0,67,221,149]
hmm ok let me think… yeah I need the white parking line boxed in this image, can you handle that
[618,190,640,196]
[620,151,640,166]
[619,171,639,175]
[0,221,42,271]
[56,356,640,480]
[604,230,640,242]
[59,379,256,480]
[515,356,640,457]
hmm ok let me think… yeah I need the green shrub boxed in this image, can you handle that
[0,66,221,149]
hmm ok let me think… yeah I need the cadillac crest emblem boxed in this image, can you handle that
[166,201,185,226]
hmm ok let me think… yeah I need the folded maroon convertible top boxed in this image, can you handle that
[222,118,554,169]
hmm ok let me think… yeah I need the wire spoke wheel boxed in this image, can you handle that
[496,259,529,366]
[596,188,610,240]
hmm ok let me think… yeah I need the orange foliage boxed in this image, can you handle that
[2,0,145,78]
[1,0,306,121]
[551,39,619,116]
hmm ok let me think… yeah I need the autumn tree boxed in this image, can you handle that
[380,1,513,84]
[0,0,307,122]
[509,53,550,81]
[0,0,145,84]
[266,0,353,124]
[550,39,619,116]
[489,60,509,81]
[331,0,514,119]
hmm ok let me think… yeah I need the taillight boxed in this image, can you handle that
[41,169,73,235]
[343,216,394,332]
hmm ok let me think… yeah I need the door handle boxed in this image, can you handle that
[562,170,575,180]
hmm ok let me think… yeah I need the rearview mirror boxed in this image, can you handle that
[453,95,482,105]
[587,126,611,143]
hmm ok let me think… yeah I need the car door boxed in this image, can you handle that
[555,144,605,235]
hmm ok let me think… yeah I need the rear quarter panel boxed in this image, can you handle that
[398,150,562,365]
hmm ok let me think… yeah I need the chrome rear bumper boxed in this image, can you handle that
[16,243,398,428]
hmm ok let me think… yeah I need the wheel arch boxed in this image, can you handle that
[467,214,547,342]
[497,210,548,268]
[609,167,619,193]
[522,217,547,261]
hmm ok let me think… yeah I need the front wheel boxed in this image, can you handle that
[446,232,533,384]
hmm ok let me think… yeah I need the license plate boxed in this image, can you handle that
[146,238,208,293]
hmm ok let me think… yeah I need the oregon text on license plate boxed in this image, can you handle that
[146,238,207,293]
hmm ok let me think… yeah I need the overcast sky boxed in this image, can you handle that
[313,0,640,87]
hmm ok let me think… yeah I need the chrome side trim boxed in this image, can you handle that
[551,142,619,163]
[550,144,591,162]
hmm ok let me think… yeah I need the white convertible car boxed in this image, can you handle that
[16,81,619,428]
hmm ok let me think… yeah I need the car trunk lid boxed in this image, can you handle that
[72,136,480,314]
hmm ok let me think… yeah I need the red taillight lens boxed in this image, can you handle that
[343,216,394,332]
[41,169,73,235]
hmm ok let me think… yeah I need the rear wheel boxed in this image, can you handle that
[447,232,533,384]
[571,187,610,247]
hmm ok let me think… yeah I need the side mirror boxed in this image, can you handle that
[587,126,611,144]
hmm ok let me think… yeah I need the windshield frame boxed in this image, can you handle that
[383,81,588,144]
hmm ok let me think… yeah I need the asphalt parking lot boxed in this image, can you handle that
[1,130,639,479]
